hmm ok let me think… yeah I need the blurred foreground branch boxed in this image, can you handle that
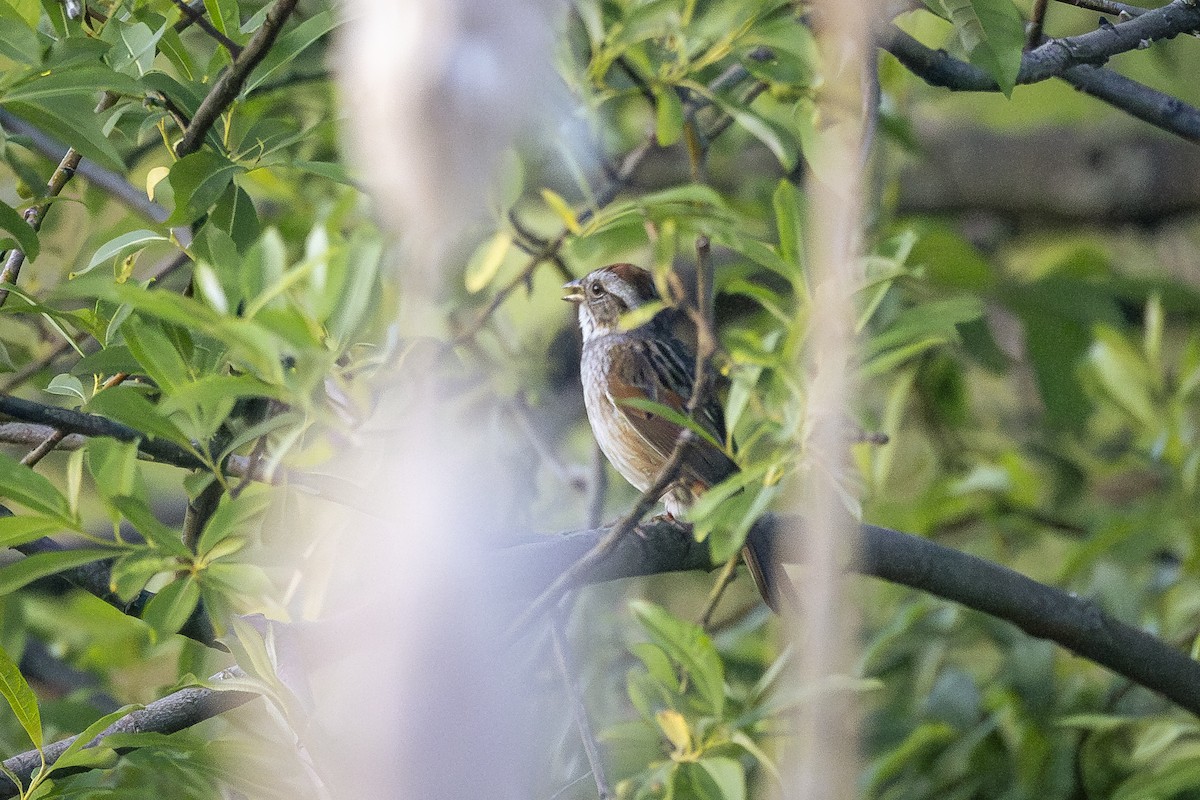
[498,514,1200,718]
[0,669,255,799]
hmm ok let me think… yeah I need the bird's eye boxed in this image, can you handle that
[589,280,605,295]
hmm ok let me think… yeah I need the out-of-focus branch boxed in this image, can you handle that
[496,515,1200,718]
[175,0,300,157]
[0,110,170,224]
[0,94,118,309]
[0,668,255,799]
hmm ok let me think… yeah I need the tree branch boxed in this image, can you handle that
[170,0,244,58]
[497,514,1200,718]
[174,0,301,157]
[880,25,1200,142]
[0,669,255,799]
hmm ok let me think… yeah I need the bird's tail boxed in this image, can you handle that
[741,529,794,613]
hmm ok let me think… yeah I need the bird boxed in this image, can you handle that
[563,263,780,610]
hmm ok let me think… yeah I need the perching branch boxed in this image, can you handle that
[0,669,256,799]
[497,514,1200,718]
[174,0,301,157]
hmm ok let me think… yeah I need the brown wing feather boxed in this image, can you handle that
[605,341,737,489]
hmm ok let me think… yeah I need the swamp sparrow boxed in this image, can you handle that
[564,263,778,609]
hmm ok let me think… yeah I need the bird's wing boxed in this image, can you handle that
[604,338,737,489]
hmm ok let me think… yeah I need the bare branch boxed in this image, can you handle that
[551,612,611,799]
[0,93,117,309]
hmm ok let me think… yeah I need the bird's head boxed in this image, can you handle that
[563,263,659,341]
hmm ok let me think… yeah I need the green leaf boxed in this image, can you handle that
[109,495,190,557]
[1085,326,1157,427]
[772,179,802,270]
[0,548,115,596]
[76,230,168,278]
[197,486,271,557]
[654,85,684,147]
[109,550,175,602]
[0,1,42,64]
[44,372,85,404]
[0,201,38,261]
[120,316,192,394]
[631,601,725,716]
[0,644,41,750]
[45,704,140,777]
[0,516,61,549]
[202,0,240,36]
[0,450,72,522]
[243,10,337,93]
[4,99,125,171]
[1,65,141,104]
[693,758,745,800]
[936,0,1024,95]
[541,188,582,235]
[140,576,200,637]
[166,151,245,225]
[85,387,196,452]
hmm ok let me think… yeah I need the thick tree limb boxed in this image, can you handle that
[174,0,301,157]
[498,514,1200,718]
[0,669,255,799]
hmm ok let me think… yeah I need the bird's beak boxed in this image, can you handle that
[562,279,584,304]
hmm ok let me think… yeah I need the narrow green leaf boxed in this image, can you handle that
[0,201,38,260]
[76,230,168,278]
[4,99,125,171]
[0,516,60,549]
[85,385,197,452]
[109,495,190,557]
[109,550,175,602]
[541,188,582,235]
[141,576,200,637]
[166,151,245,225]
[631,601,725,716]
[202,0,240,35]
[0,1,41,64]
[0,451,72,522]
[654,85,685,147]
[47,704,142,777]
[243,10,337,93]
[0,644,41,750]
[0,548,114,596]
[938,0,1024,95]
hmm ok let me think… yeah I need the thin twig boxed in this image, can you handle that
[19,373,129,468]
[170,0,244,57]
[175,0,301,157]
[1027,0,1051,50]
[697,553,740,629]
[1053,0,1148,18]
[551,608,611,799]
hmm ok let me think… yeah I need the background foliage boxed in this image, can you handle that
[0,0,1199,798]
